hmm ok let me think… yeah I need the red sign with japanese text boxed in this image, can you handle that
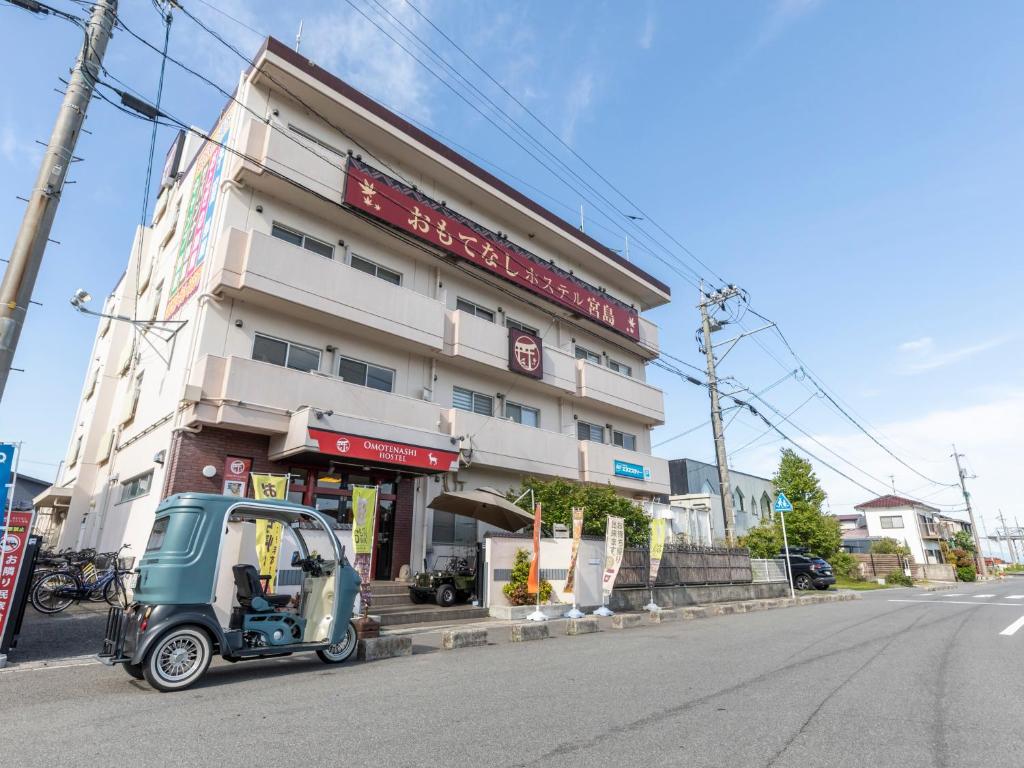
[508,328,543,379]
[0,511,33,641]
[309,429,460,472]
[343,158,641,341]
[222,455,252,498]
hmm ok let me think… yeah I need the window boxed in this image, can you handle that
[68,435,83,467]
[432,510,477,546]
[456,297,495,323]
[337,355,395,392]
[120,471,153,503]
[574,345,601,365]
[84,367,99,400]
[97,429,114,466]
[880,515,904,529]
[608,359,633,377]
[252,333,321,373]
[146,517,170,551]
[453,386,493,416]
[287,123,344,156]
[271,222,334,259]
[506,317,539,336]
[505,401,540,427]
[120,371,143,424]
[734,488,745,513]
[760,493,771,518]
[350,254,402,286]
[147,282,163,322]
[612,430,637,451]
[577,420,604,442]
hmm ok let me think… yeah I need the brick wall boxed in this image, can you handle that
[162,427,285,498]
[389,477,416,579]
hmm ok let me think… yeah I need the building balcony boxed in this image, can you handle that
[209,228,446,352]
[575,359,665,425]
[920,523,942,539]
[579,439,670,496]
[441,408,580,479]
[442,309,575,394]
[186,355,446,440]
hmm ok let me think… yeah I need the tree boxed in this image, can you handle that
[949,530,975,553]
[739,520,782,559]
[771,448,841,558]
[870,537,911,556]
[509,477,650,547]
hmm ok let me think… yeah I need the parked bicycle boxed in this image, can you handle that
[31,545,134,614]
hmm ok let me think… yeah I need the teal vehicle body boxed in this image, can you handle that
[99,493,361,692]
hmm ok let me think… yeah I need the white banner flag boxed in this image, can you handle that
[601,516,625,600]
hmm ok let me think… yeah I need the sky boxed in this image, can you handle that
[1,1,1021,556]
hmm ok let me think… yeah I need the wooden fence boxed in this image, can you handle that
[853,553,908,580]
[615,545,752,587]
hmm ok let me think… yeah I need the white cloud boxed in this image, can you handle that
[639,10,656,50]
[897,335,1009,375]
[561,70,595,145]
[756,0,824,48]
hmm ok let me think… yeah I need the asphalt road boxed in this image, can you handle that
[3,579,1024,768]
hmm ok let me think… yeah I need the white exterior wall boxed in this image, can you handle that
[50,45,674,565]
[862,506,927,564]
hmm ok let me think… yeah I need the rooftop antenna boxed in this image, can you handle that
[295,20,303,53]
[579,203,585,233]
[888,475,896,494]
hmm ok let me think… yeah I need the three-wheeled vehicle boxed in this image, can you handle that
[98,493,361,692]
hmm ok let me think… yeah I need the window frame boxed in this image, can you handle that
[505,317,539,336]
[119,471,154,504]
[505,400,540,428]
[252,332,321,373]
[574,345,602,365]
[270,221,334,260]
[455,297,495,323]
[349,253,402,286]
[452,385,494,417]
[336,354,395,393]
[879,515,905,529]
[608,359,633,377]
[612,429,637,451]
[576,420,605,443]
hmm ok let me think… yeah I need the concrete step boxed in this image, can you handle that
[373,603,489,627]
[370,592,417,608]
[369,581,413,596]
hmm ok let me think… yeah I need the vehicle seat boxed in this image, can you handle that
[232,564,291,612]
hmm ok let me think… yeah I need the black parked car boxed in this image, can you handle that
[780,548,836,590]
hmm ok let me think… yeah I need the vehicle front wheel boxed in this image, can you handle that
[143,625,212,692]
[794,574,813,591]
[124,662,145,680]
[316,621,358,664]
[436,584,457,607]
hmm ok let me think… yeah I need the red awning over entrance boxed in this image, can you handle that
[308,428,460,473]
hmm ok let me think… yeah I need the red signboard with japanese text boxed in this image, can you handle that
[0,510,33,642]
[309,429,460,472]
[508,328,543,379]
[343,158,641,341]
[222,455,252,498]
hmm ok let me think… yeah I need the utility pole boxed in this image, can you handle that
[0,0,118,402]
[699,282,743,545]
[998,509,1019,566]
[952,445,988,578]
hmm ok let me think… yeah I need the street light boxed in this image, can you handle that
[69,288,91,309]
[67,287,188,366]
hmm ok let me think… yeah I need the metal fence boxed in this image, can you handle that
[750,558,788,583]
[615,545,752,587]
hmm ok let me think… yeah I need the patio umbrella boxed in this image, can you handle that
[427,487,533,532]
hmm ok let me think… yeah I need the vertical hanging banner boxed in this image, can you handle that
[527,502,542,594]
[351,486,379,612]
[649,517,668,587]
[251,473,288,591]
[564,507,585,594]
[0,510,33,647]
[0,443,15,531]
[601,516,625,599]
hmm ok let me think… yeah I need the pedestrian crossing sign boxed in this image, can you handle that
[774,492,793,513]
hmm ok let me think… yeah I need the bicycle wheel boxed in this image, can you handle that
[31,572,80,614]
[104,576,128,608]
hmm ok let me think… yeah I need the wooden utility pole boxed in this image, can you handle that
[952,445,988,578]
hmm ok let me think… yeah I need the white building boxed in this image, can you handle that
[855,495,971,564]
[42,37,672,579]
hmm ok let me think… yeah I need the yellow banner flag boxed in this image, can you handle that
[352,485,378,555]
[251,473,288,591]
[649,517,668,587]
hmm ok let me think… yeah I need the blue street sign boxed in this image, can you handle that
[0,443,15,529]
[613,459,648,481]
[773,492,793,513]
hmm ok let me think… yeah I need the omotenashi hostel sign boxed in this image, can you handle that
[343,157,640,341]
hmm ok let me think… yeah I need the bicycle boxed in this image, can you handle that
[31,545,134,615]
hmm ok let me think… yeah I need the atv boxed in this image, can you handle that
[409,555,476,607]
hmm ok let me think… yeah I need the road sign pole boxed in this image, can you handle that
[780,510,795,600]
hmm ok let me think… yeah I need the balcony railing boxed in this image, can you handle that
[579,439,670,495]
[575,359,665,425]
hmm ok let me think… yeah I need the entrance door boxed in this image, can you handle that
[374,499,395,580]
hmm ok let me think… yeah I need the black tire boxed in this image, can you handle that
[436,583,457,607]
[104,576,127,607]
[143,625,213,692]
[124,662,145,680]
[794,574,813,591]
[408,590,427,604]
[316,620,358,664]
[31,572,79,614]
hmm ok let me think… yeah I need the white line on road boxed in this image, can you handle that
[1000,615,1024,637]
[889,599,1024,608]
[974,594,996,598]
[942,594,964,597]
[1006,595,1024,600]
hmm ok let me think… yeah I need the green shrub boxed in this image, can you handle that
[956,565,977,583]
[871,538,910,556]
[885,570,913,587]
[503,548,553,606]
[830,551,861,580]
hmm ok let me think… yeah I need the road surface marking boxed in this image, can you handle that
[1006,595,1024,600]
[974,594,996,598]
[942,594,964,597]
[999,615,1024,637]
[889,599,1024,608]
